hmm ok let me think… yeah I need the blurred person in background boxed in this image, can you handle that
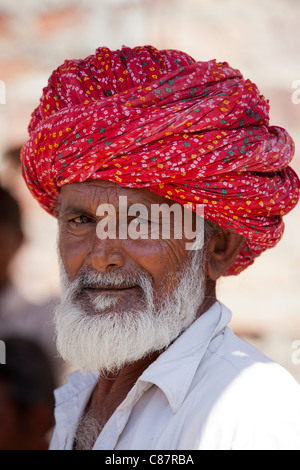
[0,336,55,450]
[21,45,300,450]
[0,186,63,385]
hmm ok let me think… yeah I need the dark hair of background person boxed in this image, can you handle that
[0,185,24,291]
[0,336,56,450]
[0,185,23,236]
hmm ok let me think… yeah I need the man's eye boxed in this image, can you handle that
[70,215,93,225]
[132,217,150,225]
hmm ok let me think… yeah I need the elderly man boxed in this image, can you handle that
[21,45,300,450]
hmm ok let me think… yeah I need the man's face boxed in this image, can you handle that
[58,180,203,310]
[56,180,207,375]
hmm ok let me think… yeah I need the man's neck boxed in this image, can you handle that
[93,351,160,415]
[194,279,216,320]
[73,351,160,450]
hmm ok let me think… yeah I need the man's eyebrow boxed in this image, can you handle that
[59,204,96,218]
[58,195,155,218]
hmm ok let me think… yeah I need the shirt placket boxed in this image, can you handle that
[93,380,153,450]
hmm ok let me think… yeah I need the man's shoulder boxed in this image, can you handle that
[210,326,274,370]
[194,327,300,449]
[205,325,300,395]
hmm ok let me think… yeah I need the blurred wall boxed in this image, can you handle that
[0,0,299,380]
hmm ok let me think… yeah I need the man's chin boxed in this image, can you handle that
[85,295,120,316]
[54,300,168,377]
[75,291,147,316]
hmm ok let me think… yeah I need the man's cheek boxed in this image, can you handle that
[58,238,87,282]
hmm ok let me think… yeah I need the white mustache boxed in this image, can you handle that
[62,268,153,296]
[61,267,155,313]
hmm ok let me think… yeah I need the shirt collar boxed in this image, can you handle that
[54,369,97,406]
[53,370,97,449]
[138,301,231,413]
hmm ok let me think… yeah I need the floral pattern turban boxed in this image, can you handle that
[21,45,300,275]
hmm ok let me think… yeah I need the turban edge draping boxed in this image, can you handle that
[21,45,300,275]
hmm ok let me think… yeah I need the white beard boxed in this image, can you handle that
[54,248,206,377]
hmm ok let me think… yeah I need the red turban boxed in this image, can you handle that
[21,45,300,275]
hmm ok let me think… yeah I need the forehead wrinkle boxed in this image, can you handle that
[59,185,96,215]
[60,180,183,222]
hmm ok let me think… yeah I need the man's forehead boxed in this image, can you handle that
[59,179,169,210]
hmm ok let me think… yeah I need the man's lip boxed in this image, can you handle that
[84,286,139,294]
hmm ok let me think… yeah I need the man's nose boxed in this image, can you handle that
[88,235,126,273]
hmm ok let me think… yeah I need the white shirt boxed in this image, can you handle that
[50,301,300,450]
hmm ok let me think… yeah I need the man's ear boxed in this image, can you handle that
[206,228,246,281]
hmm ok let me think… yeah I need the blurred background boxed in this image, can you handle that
[0,0,299,389]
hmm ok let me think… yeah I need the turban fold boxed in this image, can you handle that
[21,45,300,275]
